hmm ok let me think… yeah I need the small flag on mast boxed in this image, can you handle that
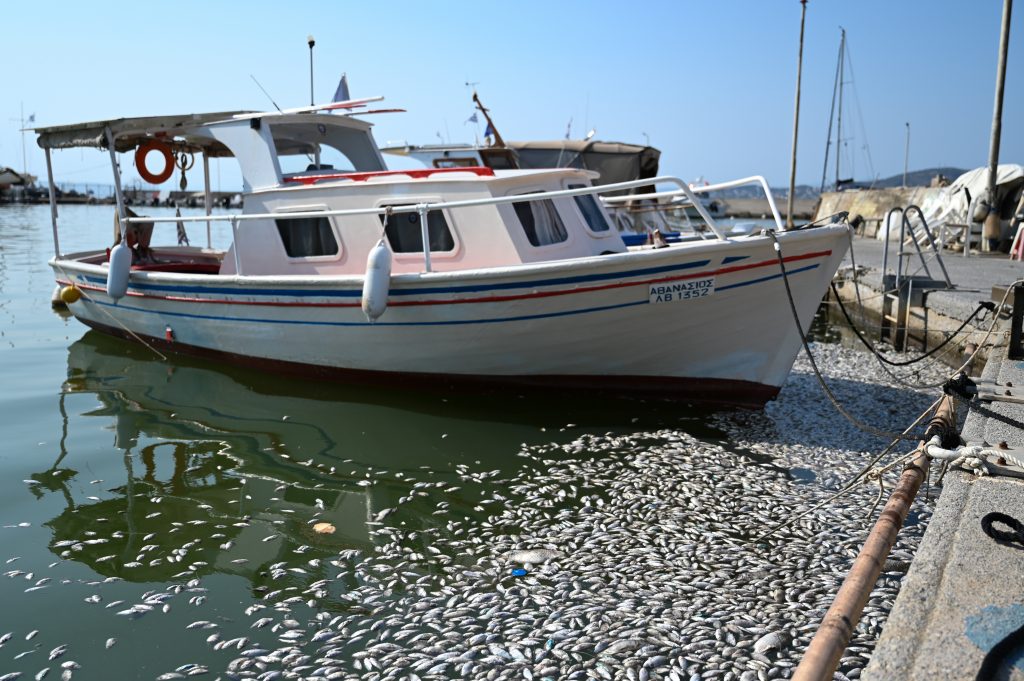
[484,121,495,139]
[176,208,189,246]
[465,112,478,125]
[332,74,350,103]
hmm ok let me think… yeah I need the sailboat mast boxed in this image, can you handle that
[820,30,843,193]
[834,28,846,191]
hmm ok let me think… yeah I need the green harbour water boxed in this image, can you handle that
[0,204,734,678]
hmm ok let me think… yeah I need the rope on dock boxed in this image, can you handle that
[925,436,1024,477]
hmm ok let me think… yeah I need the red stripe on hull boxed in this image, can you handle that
[60,249,832,310]
[80,319,781,409]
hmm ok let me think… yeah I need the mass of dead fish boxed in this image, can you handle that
[0,343,947,680]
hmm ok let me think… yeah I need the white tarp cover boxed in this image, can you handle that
[947,164,1024,209]
[942,163,1024,230]
[876,164,1024,241]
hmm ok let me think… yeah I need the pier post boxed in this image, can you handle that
[984,0,1013,251]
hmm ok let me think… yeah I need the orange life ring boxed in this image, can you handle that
[135,140,174,185]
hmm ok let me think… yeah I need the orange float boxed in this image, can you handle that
[135,140,174,184]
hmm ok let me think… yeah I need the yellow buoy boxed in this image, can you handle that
[59,285,82,304]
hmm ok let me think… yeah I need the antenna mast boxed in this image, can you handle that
[472,91,507,148]
[307,35,316,106]
[20,102,27,175]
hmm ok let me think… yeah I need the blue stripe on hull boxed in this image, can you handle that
[81,257,714,298]
[78,264,821,328]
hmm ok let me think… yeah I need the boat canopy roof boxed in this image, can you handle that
[507,140,660,193]
[508,139,657,156]
[34,100,392,159]
[35,104,392,191]
[34,111,253,155]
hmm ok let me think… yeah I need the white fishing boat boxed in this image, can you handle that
[37,98,849,407]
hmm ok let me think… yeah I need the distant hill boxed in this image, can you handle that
[702,167,968,200]
[869,167,966,188]
[707,184,820,200]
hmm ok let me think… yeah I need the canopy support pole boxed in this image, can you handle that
[104,127,126,225]
[203,153,212,248]
[45,147,60,257]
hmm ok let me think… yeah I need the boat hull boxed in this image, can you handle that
[52,225,849,407]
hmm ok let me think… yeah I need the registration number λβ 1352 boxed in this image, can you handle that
[649,277,715,304]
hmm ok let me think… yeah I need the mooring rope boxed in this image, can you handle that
[767,230,924,441]
[831,233,991,390]
[751,395,942,542]
[54,263,168,362]
[830,286,993,368]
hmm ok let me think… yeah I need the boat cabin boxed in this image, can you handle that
[35,103,630,278]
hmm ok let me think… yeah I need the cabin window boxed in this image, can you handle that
[433,158,478,168]
[513,194,569,247]
[275,216,339,257]
[569,184,611,232]
[378,206,455,253]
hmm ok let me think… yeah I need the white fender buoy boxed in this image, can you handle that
[106,241,132,300]
[361,239,392,322]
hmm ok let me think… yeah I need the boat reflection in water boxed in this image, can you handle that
[40,331,716,588]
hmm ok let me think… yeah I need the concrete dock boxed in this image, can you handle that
[825,234,1024,680]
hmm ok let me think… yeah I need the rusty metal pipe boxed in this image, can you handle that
[793,395,956,681]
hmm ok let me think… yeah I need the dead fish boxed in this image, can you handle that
[508,549,561,564]
[753,631,790,654]
[185,621,215,630]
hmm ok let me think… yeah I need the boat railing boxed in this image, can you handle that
[601,175,784,232]
[121,175,730,273]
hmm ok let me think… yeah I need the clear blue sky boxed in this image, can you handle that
[1,0,1021,189]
